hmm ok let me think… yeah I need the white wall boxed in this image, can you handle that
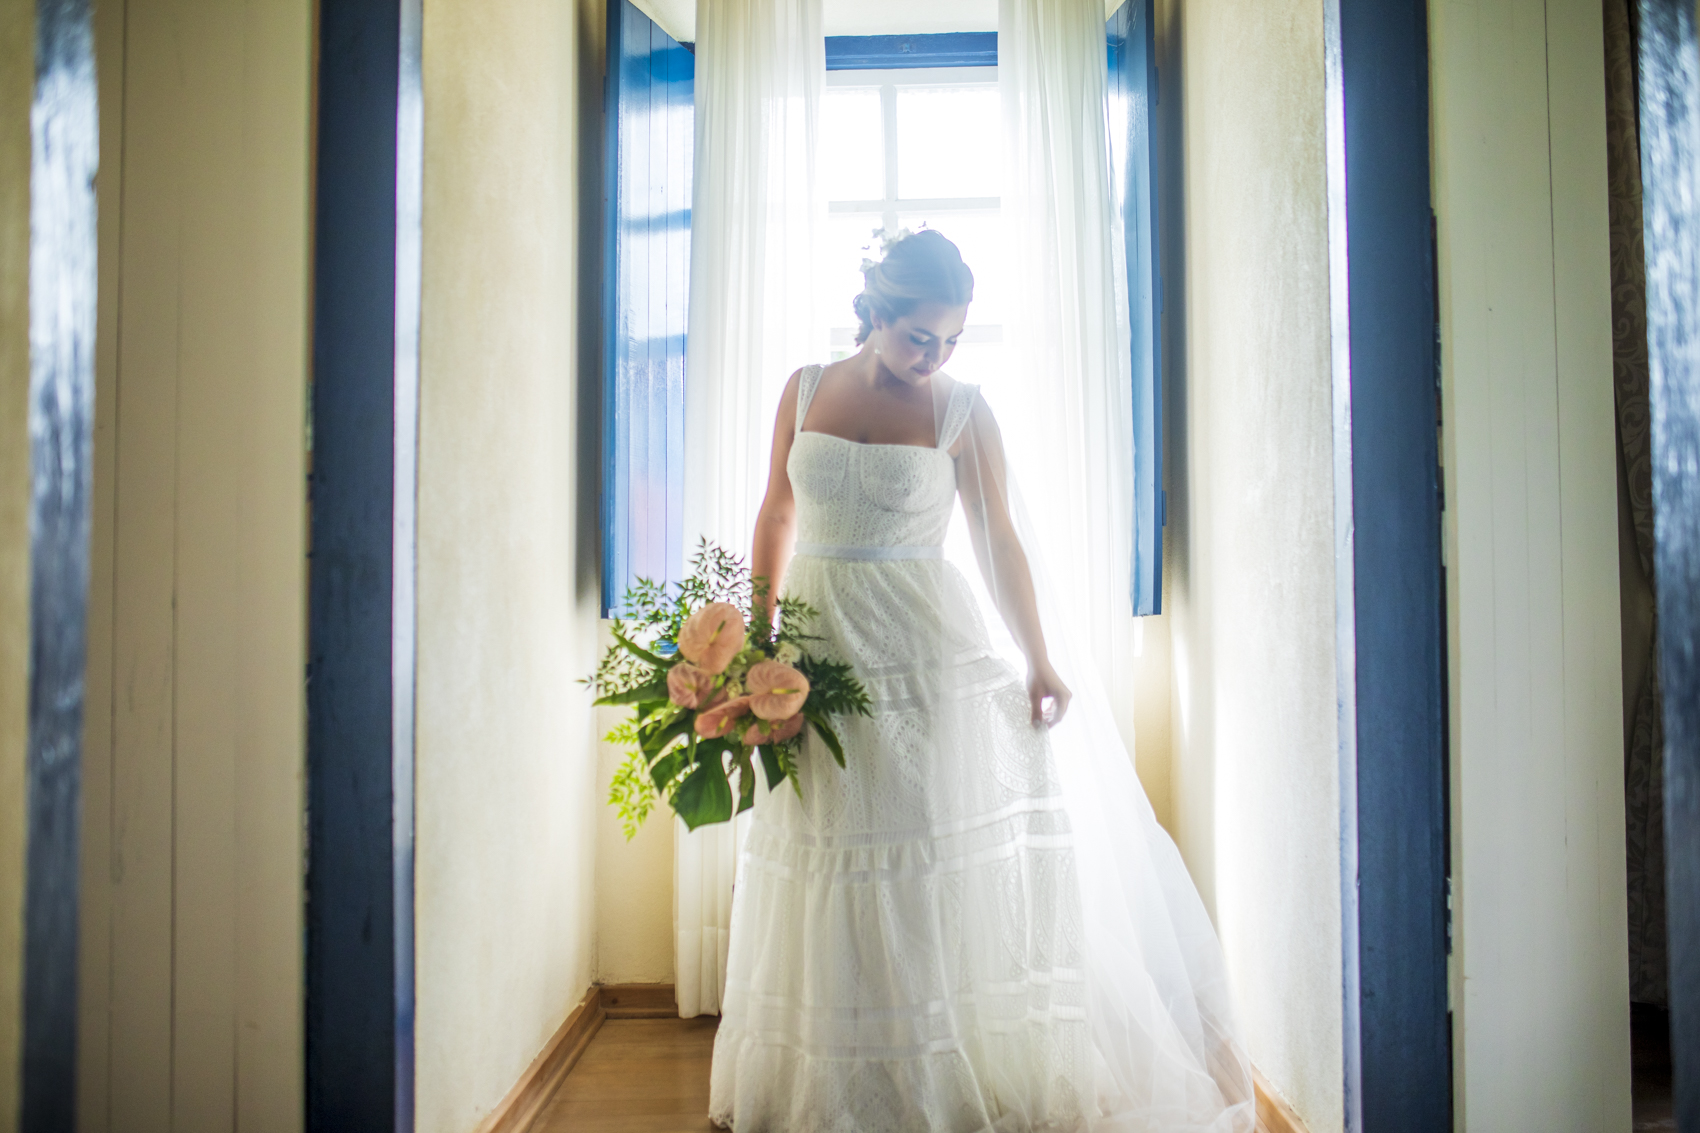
[77,1,313,1128]
[1164,0,1344,1129]
[412,0,604,1128]
[1431,0,1632,1128]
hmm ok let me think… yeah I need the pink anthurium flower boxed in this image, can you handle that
[746,660,810,721]
[741,712,805,747]
[677,602,746,675]
[666,662,716,709]
[696,694,753,739]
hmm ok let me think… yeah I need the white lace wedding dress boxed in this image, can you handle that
[708,365,1253,1133]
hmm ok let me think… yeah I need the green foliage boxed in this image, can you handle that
[607,747,657,840]
[803,709,849,769]
[798,656,872,719]
[605,541,754,650]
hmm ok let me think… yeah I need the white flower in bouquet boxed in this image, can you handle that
[775,641,802,666]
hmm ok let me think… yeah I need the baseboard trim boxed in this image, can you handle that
[1253,1066,1311,1133]
[475,985,605,1133]
[476,983,681,1133]
[599,982,680,1019]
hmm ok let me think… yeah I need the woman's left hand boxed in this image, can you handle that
[1027,658,1072,727]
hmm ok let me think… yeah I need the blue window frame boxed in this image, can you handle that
[602,0,694,616]
[602,17,1162,617]
[1107,0,1164,615]
[825,33,997,70]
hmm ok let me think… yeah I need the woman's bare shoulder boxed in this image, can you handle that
[780,365,809,404]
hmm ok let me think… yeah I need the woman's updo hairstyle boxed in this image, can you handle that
[852,228,975,346]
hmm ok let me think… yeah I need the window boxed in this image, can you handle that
[602,0,694,616]
[1106,0,1162,614]
[602,18,1162,615]
[818,66,1010,396]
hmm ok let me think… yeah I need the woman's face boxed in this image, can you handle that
[874,301,969,384]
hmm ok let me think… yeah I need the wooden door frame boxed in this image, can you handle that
[295,2,1459,1130]
[1635,1,1700,1126]
[1327,1,1452,1129]
[17,0,99,1128]
[304,0,422,1128]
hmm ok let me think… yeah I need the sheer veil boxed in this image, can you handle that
[927,375,1256,1132]
[951,0,1254,1122]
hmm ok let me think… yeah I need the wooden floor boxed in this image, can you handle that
[531,1017,721,1133]
[531,1016,1299,1133]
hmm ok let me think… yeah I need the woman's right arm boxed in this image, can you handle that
[751,370,804,626]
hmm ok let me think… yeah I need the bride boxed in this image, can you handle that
[708,229,1255,1132]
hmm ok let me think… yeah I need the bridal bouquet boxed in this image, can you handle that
[590,541,871,837]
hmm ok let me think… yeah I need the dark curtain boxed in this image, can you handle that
[1605,0,1666,1007]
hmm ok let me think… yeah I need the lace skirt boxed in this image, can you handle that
[708,556,1096,1133]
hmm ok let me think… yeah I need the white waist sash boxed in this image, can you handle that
[793,542,944,561]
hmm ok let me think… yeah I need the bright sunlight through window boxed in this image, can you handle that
[821,68,1007,396]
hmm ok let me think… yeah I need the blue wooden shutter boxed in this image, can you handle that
[603,0,694,616]
[1107,0,1164,615]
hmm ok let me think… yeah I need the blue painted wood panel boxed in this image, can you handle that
[1107,0,1164,616]
[22,0,99,1126]
[603,0,693,616]
[825,33,997,70]
[307,0,422,1126]
[1636,1,1700,1125]
[1338,0,1451,1127]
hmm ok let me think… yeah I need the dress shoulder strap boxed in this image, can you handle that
[795,364,825,432]
[937,380,980,450]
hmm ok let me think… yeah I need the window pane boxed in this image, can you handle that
[896,86,1000,200]
[821,89,884,201]
[898,210,1009,326]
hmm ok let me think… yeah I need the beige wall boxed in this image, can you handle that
[412,0,606,1127]
[0,1,30,1127]
[1129,619,1174,830]
[78,1,313,1129]
[1431,0,1632,1128]
[595,702,675,984]
[1164,0,1344,1130]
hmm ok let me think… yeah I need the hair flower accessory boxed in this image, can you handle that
[859,225,928,272]
[873,224,920,254]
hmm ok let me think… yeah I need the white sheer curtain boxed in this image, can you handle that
[676,0,824,1018]
[997,0,1139,725]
